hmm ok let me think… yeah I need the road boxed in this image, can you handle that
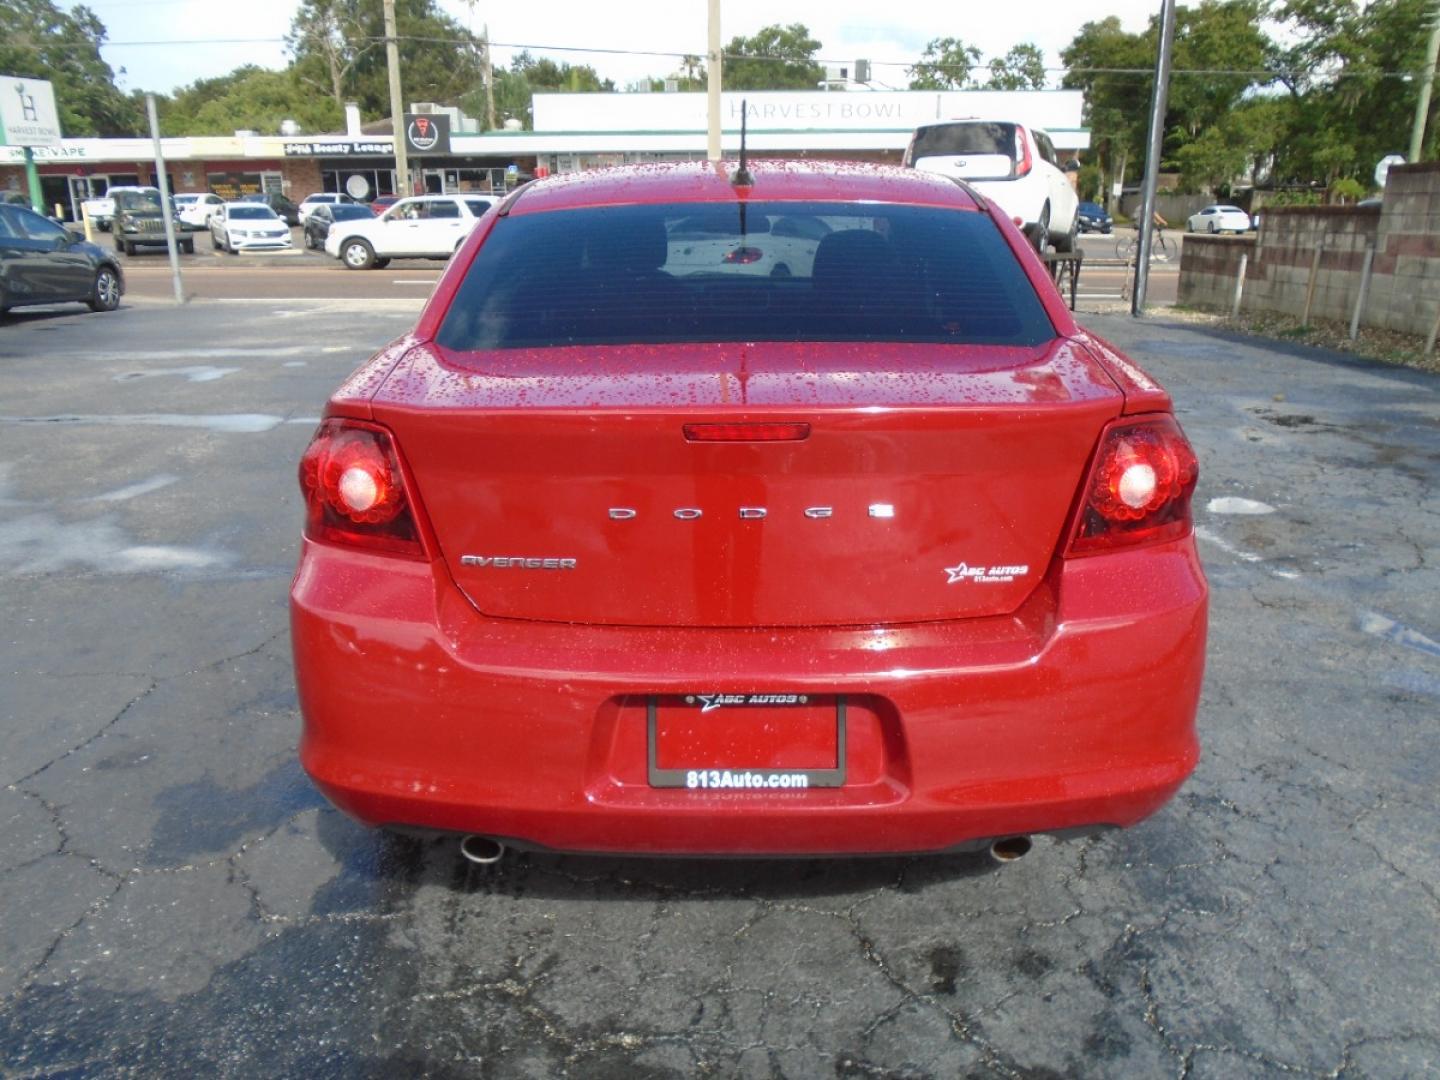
[113,227,1179,308]
[1,295,1435,1076]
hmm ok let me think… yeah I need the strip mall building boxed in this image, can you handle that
[0,89,1087,222]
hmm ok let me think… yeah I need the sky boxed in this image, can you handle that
[83,0,1169,98]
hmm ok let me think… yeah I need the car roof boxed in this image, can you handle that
[508,160,981,216]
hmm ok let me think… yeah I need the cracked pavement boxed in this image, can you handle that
[1,298,1437,1078]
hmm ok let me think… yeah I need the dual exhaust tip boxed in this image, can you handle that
[988,835,1033,863]
[458,833,1032,866]
[459,834,506,866]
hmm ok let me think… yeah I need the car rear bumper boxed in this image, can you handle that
[292,538,1207,855]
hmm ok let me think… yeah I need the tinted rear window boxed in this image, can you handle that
[331,204,373,220]
[436,201,1053,350]
[910,122,1017,160]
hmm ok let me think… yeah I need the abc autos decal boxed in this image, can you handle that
[404,113,451,156]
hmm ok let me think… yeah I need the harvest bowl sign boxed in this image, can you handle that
[1,76,62,147]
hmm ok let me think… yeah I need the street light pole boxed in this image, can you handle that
[383,0,409,195]
[1409,3,1440,163]
[1133,0,1178,316]
[145,93,184,306]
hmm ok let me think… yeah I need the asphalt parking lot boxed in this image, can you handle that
[2,295,1437,1078]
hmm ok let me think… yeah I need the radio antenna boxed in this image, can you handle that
[733,98,754,187]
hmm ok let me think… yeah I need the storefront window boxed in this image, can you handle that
[322,168,397,202]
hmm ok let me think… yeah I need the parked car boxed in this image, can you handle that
[113,188,193,255]
[903,120,1080,251]
[174,192,224,231]
[1,203,124,318]
[208,203,293,253]
[297,192,356,224]
[242,191,302,226]
[1076,201,1113,234]
[369,195,400,213]
[292,161,1207,860]
[323,194,494,269]
[1186,205,1251,234]
[303,202,375,250]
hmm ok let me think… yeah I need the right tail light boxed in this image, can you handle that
[1066,415,1199,556]
[1014,127,1034,178]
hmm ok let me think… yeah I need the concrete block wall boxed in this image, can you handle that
[1178,235,1252,310]
[1177,162,1440,337]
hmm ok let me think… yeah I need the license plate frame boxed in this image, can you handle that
[647,694,847,789]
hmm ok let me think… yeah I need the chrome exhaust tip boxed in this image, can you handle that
[459,835,506,866]
[989,836,1033,863]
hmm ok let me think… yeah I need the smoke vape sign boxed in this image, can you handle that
[403,113,450,156]
[0,76,62,147]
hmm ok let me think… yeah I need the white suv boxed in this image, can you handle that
[324,194,495,269]
[904,120,1079,252]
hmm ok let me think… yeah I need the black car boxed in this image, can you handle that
[0,204,124,318]
[1076,201,1113,234]
[303,202,375,250]
[243,192,302,226]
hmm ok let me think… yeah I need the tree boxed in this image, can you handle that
[285,0,380,112]
[160,66,342,136]
[1268,0,1440,181]
[723,23,824,90]
[1063,3,1275,197]
[1062,17,1153,199]
[0,0,142,135]
[285,0,487,120]
[474,51,614,130]
[908,37,983,90]
[986,44,1048,91]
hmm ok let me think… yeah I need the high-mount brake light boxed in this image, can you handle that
[683,422,811,442]
[1067,415,1199,556]
[723,246,764,265]
[298,418,425,557]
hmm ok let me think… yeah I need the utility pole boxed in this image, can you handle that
[1132,0,1178,316]
[383,0,409,195]
[1409,3,1440,163]
[706,0,721,162]
[482,24,496,131]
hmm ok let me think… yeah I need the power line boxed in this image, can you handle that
[37,32,1436,82]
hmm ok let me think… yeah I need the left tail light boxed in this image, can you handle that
[298,418,426,558]
[1065,414,1199,556]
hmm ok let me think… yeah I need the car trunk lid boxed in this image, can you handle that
[371,339,1122,627]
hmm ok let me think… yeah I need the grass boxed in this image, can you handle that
[1165,305,1440,375]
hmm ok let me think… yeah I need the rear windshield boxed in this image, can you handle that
[116,190,162,209]
[331,204,373,220]
[436,200,1053,350]
[910,122,1017,161]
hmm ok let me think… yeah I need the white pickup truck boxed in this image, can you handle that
[81,185,161,232]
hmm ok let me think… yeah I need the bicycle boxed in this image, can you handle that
[1114,230,1173,261]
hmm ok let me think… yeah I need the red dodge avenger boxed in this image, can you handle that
[291,161,1206,863]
